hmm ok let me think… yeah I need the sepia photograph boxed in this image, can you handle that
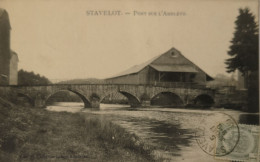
[0,0,259,161]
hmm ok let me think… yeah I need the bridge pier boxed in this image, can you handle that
[141,100,151,107]
[129,103,139,108]
[34,95,46,108]
[90,100,100,109]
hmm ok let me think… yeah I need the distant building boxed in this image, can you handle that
[105,47,213,86]
[0,8,18,85]
[9,51,19,85]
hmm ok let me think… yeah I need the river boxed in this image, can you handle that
[46,102,258,162]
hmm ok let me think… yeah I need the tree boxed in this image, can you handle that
[225,8,258,74]
[18,69,51,85]
[225,8,259,112]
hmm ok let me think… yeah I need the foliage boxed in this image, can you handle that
[0,104,154,161]
[18,69,51,86]
[206,74,237,89]
[225,8,259,74]
[57,78,105,84]
[101,92,128,104]
[225,8,259,112]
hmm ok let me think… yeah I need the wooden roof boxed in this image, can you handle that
[106,47,213,81]
[107,54,161,79]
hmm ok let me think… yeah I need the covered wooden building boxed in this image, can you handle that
[105,47,213,87]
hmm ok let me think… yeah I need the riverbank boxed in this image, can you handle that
[0,104,154,162]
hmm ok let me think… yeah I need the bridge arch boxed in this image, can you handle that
[100,90,141,108]
[151,91,184,107]
[118,91,141,107]
[45,90,91,108]
[17,92,34,106]
[192,94,214,108]
[100,91,127,104]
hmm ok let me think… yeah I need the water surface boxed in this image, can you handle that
[46,102,256,162]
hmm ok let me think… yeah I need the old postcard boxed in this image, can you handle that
[0,0,259,161]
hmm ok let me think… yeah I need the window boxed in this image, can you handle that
[171,51,178,57]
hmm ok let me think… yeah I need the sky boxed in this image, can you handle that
[0,0,258,82]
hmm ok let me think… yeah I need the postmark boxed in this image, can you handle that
[194,112,240,156]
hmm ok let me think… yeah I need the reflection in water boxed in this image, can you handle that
[120,118,193,156]
[46,102,258,162]
[46,102,84,113]
[149,121,193,153]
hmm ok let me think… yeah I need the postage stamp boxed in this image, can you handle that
[195,112,240,157]
[216,124,259,162]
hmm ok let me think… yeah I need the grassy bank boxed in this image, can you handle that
[0,104,154,162]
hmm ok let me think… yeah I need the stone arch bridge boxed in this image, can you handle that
[0,84,215,108]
